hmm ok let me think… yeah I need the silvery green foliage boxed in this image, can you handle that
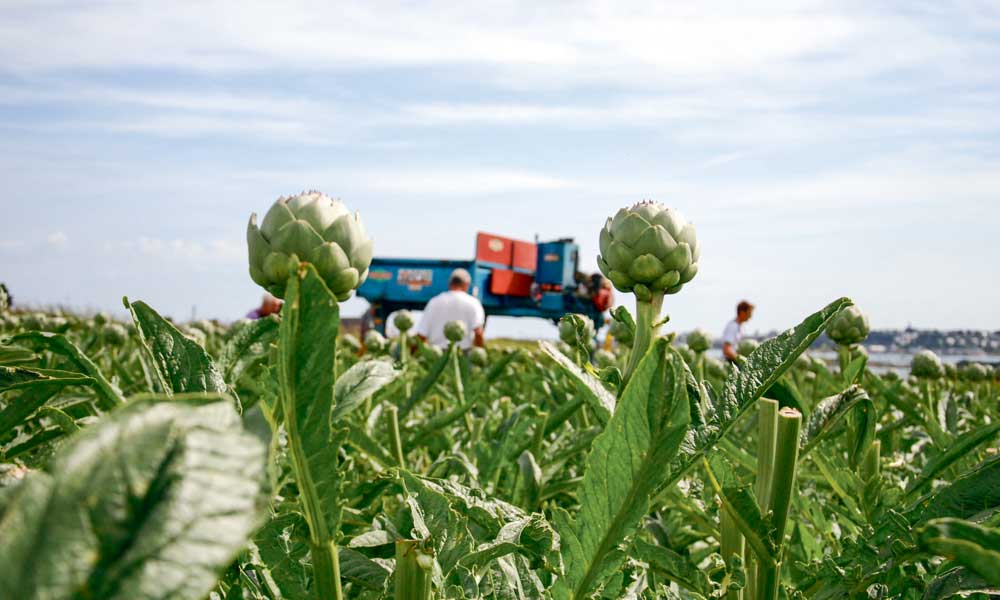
[247,191,373,301]
[686,328,712,353]
[444,320,467,343]
[597,200,699,301]
[738,338,759,356]
[393,310,416,333]
[827,305,870,347]
[558,313,596,348]
[469,346,488,367]
[911,350,945,379]
[364,329,387,352]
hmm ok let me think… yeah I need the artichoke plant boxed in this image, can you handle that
[593,349,617,369]
[469,347,488,368]
[826,306,870,347]
[444,320,467,344]
[247,191,373,301]
[910,349,944,380]
[960,362,990,383]
[686,329,712,354]
[102,323,129,347]
[364,329,387,353]
[598,201,698,382]
[609,318,633,347]
[738,338,759,356]
[393,310,415,334]
[558,314,595,348]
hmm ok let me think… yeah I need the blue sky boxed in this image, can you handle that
[2,1,999,338]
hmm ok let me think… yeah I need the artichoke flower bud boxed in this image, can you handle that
[247,191,374,301]
[364,329,387,353]
[737,338,759,356]
[674,343,696,366]
[444,320,467,344]
[597,200,699,300]
[960,362,990,382]
[558,313,596,348]
[393,310,416,334]
[102,323,129,347]
[608,318,634,347]
[469,347,488,367]
[686,329,712,354]
[910,349,944,379]
[826,306,870,347]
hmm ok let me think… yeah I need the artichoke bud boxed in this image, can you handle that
[737,338,759,356]
[826,306,870,347]
[686,329,712,353]
[558,313,596,349]
[364,329,387,353]
[469,347,488,367]
[393,310,416,334]
[444,320,467,344]
[598,201,699,299]
[910,349,944,379]
[248,191,373,301]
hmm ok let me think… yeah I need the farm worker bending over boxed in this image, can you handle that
[246,294,282,320]
[417,268,486,349]
[722,300,754,362]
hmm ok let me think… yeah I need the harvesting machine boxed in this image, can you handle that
[357,232,612,335]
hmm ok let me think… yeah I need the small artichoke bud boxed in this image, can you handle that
[944,362,957,379]
[705,356,727,378]
[910,349,944,379]
[92,311,109,326]
[393,310,415,334]
[364,329,387,353]
[558,313,595,348]
[341,333,361,353]
[469,347,488,367]
[795,352,812,371]
[444,320,467,344]
[597,200,699,299]
[737,338,759,356]
[247,191,374,301]
[686,329,712,354]
[674,343,696,366]
[960,362,990,382]
[609,317,634,347]
[593,349,617,369]
[102,323,129,346]
[826,306,870,347]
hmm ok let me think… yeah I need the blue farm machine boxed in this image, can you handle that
[356,232,613,335]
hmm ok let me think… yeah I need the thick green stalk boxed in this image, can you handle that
[756,408,802,600]
[719,506,745,600]
[395,540,434,600]
[450,345,465,405]
[746,399,779,599]
[311,540,343,600]
[387,404,406,469]
[695,352,705,382]
[400,332,412,398]
[622,293,664,385]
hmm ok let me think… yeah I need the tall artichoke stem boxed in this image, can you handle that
[395,540,434,600]
[311,540,344,600]
[400,332,412,398]
[387,404,406,470]
[746,399,779,599]
[695,352,706,382]
[622,293,664,385]
[756,408,802,600]
[720,506,745,600]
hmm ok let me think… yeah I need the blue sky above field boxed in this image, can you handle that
[2,1,1000,337]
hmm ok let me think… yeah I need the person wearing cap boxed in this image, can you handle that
[416,268,486,349]
[722,300,754,362]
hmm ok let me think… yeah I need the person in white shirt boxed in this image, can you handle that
[722,300,754,362]
[417,268,486,349]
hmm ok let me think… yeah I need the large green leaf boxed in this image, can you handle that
[124,298,227,395]
[923,567,1000,600]
[801,385,875,465]
[399,347,451,420]
[912,455,1000,522]
[277,263,344,541]
[7,331,123,409]
[667,298,851,490]
[539,341,616,426]
[0,396,267,599]
[918,518,1000,586]
[332,359,400,421]
[219,315,279,384]
[905,424,1000,497]
[0,368,93,436]
[552,339,690,599]
[633,539,711,595]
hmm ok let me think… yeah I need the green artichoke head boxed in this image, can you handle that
[248,191,373,301]
[737,338,759,356]
[608,318,634,347]
[598,201,699,301]
[444,320,467,344]
[364,330,387,353]
[674,343,697,366]
[960,362,990,382]
[469,346,488,367]
[558,313,596,348]
[826,305,870,347]
[686,329,712,353]
[393,310,416,334]
[910,349,944,379]
[102,322,129,347]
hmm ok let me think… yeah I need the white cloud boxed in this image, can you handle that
[102,237,244,262]
[46,231,68,248]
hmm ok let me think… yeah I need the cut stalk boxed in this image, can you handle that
[745,399,779,599]
[622,293,664,385]
[395,540,434,600]
[756,407,802,600]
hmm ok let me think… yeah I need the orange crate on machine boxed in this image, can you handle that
[512,240,537,274]
[476,232,514,269]
[490,268,533,297]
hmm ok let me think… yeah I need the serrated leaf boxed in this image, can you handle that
[540,341,616,425]
[801,385,875,467]
[553,340,690,599]
[7,331,123,409]
[219,315,279,383]
[332,359,400,421]
[906,424,1000,497]
[919,518,1000,586]
[633,539,710,595]
[913,455,1000,523]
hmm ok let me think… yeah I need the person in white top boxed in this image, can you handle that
[417,268,486,349]
[722,300,754,362]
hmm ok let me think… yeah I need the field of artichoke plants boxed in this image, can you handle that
[1,196,999,600]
